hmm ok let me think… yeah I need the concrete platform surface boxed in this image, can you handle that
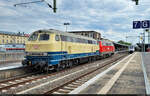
[71,52,146,94]
[0,62,22,71]
[142,53,150,81]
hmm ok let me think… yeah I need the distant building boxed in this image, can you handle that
[69,31,101,40]
[0,31,29,44]
[101,38,114,42]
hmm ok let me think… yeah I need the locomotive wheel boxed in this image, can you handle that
[89,57,92,62]
[61,64,66,69]
[69,61,73,67]
[44,66,49,73]
[93,57,96,61]
[66,61,70,68]
[55,63,61,72]
[56,67,61,72]
[75,59,79,65]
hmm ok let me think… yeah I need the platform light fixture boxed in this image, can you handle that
[132,0,139,5]
[64,23,70,32]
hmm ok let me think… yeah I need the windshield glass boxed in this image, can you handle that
[28,33,38,41]
[129,46,134,49]
[39,34,49,40]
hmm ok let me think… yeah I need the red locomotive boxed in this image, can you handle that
[99,40,115,57]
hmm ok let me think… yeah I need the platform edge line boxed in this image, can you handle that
[141,52,150,94]
[97,52,136,94]
[69,54,132,94]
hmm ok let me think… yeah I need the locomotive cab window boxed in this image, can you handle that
[28,33,38,41]
[39,34,49,41]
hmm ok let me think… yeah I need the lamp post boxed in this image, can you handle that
[132,0,139,5]
[140,32,145,52]
[64,23,70,32]
[126,36,128,42]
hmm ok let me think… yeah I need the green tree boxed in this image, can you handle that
[117,40,131,45]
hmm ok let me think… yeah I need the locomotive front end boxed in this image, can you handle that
[22,30,53,71]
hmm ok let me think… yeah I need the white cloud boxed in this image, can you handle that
[0,0,150,44]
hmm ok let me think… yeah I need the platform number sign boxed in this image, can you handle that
[133,21,141,29]
[133,20,150,29]
[141,20,150,28]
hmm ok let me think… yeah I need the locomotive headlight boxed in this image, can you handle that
[43,52,48,56]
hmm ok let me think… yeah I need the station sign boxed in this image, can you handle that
[133,20,150,29]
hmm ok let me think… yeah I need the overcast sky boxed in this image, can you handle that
[0,0,150,44]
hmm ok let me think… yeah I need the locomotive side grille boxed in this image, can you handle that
[26,52,47,56]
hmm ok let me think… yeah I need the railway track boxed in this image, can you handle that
[44,54,127,94]
[0,53,128,94]
[0,66,35,80]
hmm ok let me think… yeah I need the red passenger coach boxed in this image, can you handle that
[99,40,115,57]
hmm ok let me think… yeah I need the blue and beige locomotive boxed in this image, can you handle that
[22,29,100,71]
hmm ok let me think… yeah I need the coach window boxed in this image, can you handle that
[39,34,49,41]
[89,40,92,44]
[93,41,95,44]
[72,37,75,42]
[73,38,77,43]
[79,38,82,43]
[60,35,65,41]
[85,40,88,44]
[92,41,94,44]
[102,42,105,46]
[67,37,71,42]
[70,37,73,42]
[2,40,4,44]
[55,35,60,41]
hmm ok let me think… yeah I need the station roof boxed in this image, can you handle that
[113,42,129,47]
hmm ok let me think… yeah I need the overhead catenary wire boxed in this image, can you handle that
[14,0,56,12]
[14,0,44,7]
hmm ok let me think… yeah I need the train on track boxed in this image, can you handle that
[22,29,117,72]
[128,45,135,54]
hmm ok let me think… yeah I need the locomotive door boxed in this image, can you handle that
[60,35,67,55]
[55,34,61,51]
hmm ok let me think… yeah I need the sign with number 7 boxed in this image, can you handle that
[133,20,150,29]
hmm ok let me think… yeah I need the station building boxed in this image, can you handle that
[69,31,101,40]
[0,31,29,44]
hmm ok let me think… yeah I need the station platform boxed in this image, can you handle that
[70,52,149,94]
[0,62,22,71]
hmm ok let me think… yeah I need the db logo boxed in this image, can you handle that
[33,45,39,49]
